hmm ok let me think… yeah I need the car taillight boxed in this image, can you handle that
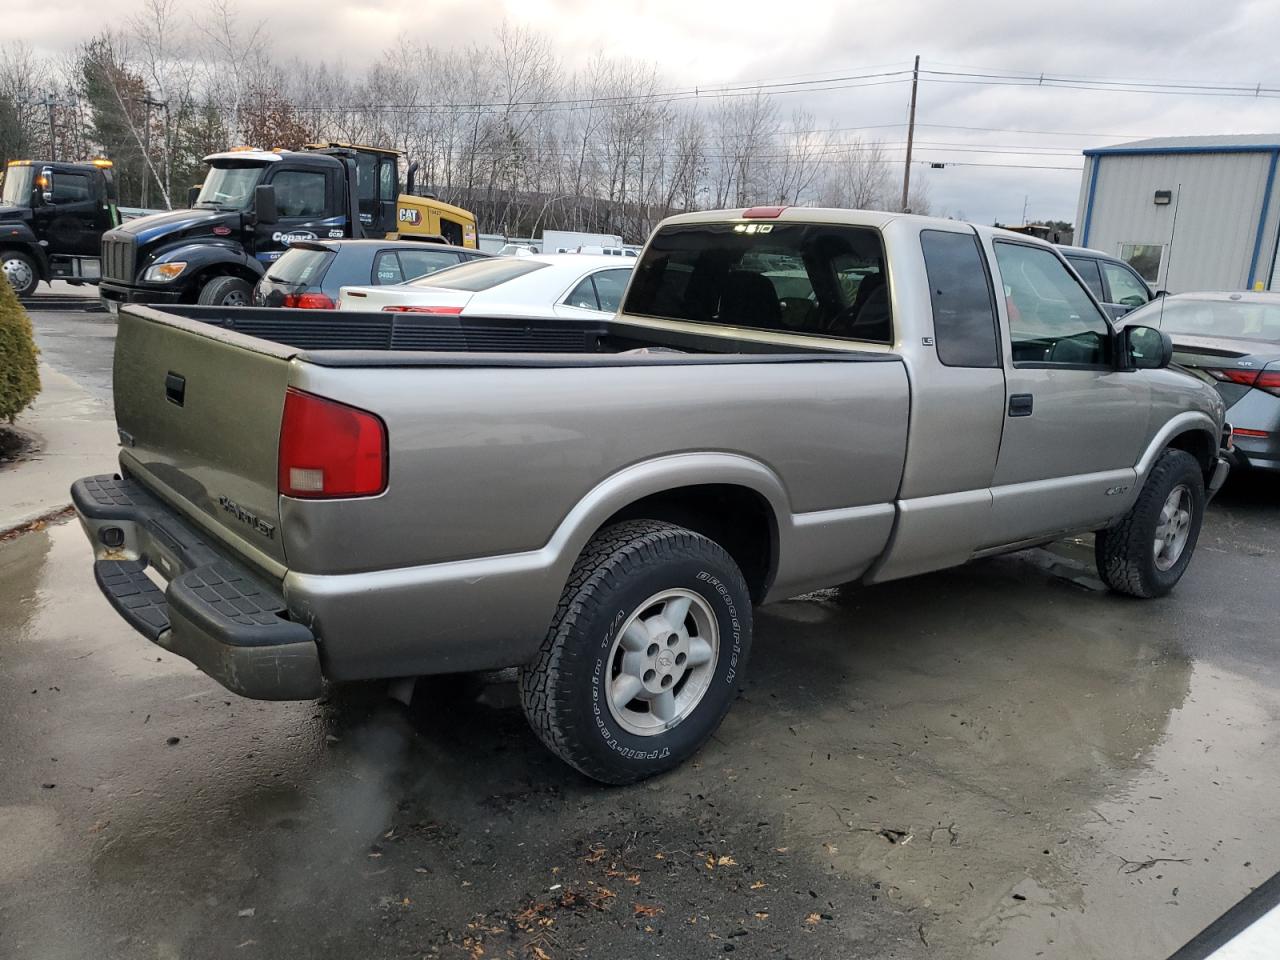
[281,292,336,309]
[1233,427,1270,438]
[278,388,386,499]
[1255,371,1280,396]
[1204,368,1260,386]
[380,304,464,314]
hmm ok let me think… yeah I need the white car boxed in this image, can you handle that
[338,253,634,319]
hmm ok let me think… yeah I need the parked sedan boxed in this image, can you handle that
[338,253,634,318]
[1123,291,1280,473]
[1059,244,1155,319]
[254,239,489,309]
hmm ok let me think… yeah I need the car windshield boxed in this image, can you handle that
[2,165,35,206]
[408,257,548,291]
[195,163,266,209]
[1134,297,1280,342]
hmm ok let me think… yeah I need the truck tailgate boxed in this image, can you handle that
[113,308,294,571]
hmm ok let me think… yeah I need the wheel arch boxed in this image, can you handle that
[1136,411,1220,484]
[559,455,788,604]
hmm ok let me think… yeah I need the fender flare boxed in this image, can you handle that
[1135,411,1220,479]
[146,241,264,292]
[543,453,791,582]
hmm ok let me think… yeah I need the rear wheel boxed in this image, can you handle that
[196,275,252,306]
[1095,449,1205,598]
[1,250,39,297]
[519,520,752,784]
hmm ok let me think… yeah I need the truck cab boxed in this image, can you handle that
[99,148,362,309]
[0,158,119,296]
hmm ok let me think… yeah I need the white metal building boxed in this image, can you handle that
[1074,134,1280,293]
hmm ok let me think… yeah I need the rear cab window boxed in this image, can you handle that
[410,257,548,292]
[624,221,891,342]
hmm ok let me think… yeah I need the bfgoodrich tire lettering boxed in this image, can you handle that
[519,520,753,784]
[1095,448,1205,598]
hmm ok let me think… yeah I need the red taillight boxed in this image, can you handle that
[742,205,787,219]
[1233,427,1270,438]
[278,389,386,499]
[1255,371,1280,396]
[281,292,336,309]
[380,304,464,314]
[1206,368,1280,396]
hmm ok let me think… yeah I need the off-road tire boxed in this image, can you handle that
[1,250,40,297]
[519,520,753,785]
[196,275,252,306]
[1095,449,1205,598]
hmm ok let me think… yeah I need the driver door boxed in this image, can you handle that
[984,239,1148,548]
[256,166,340,266]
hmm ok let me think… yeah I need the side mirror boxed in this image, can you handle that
[253,184,278,225]
[1153,289,1168,299]
[186,185,200,207]
[39,167,54,203]
[1126,324,1173,370]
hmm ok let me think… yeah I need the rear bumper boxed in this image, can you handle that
[72,474,323,701]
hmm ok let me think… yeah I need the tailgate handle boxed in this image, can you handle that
[165,372,186,407]
[1008,393,1033,417]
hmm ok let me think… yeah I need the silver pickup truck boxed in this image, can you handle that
[73,207,1230,783]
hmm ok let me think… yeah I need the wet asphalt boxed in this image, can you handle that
[2,308,1279,959]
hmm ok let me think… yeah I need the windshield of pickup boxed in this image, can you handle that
[195,163,266,209]
[624,221,891,341]
[2,165,35,206]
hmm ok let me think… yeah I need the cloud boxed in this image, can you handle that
[12,0,1278,226]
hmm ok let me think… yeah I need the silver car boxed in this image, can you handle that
[1124,292,1280,474]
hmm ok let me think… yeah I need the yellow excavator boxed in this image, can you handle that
[305,142,478,248]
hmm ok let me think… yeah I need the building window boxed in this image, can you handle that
[1118,243,1165,284]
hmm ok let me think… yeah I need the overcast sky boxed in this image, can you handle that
[18,0,1280,227]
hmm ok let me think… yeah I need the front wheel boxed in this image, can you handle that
[196,275,253,306]
[1095,449,1205,598]
[519,520,753,784]
[1,250,40,297]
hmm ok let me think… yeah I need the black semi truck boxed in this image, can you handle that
[0,159,120,296]
[98,144,402,309]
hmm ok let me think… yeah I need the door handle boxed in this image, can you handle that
[1008,393,1033,417]
[165,372,186,406]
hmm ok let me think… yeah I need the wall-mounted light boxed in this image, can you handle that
[1154,190,1172,205]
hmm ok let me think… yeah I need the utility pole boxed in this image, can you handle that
[42,94,58,161]
[901,54,919,213]
[132,93,166,209]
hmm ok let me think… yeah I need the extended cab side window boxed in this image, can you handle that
[994,241,1111,367]
[920,230,999,367]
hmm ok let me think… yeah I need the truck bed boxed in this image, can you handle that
[157,305,899,365]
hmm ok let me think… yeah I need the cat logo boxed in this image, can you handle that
[398,208,421,225]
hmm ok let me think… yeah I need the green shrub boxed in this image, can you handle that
[0,274,39,422]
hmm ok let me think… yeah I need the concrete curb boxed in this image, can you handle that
[0,363,118,533]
